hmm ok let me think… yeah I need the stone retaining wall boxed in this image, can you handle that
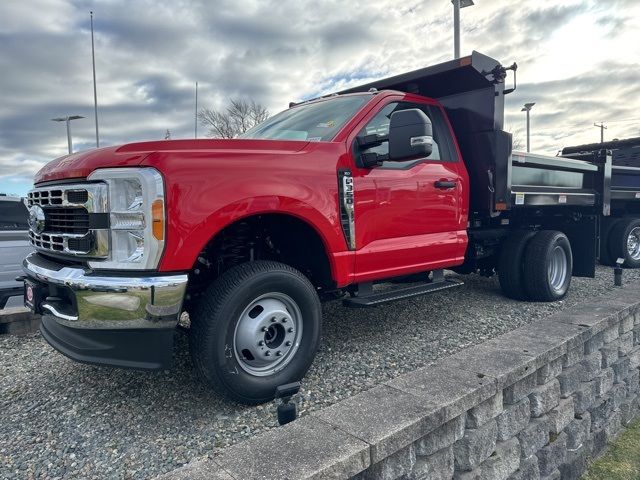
[160,286,640,480]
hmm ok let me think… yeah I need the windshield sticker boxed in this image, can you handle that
[316,121,335,128]
[308,137,322,142]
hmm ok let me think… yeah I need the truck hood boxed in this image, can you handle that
[34,139,310,184]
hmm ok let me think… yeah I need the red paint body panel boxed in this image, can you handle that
[34,146,148,184]
[139,140,355,285]
[33,92,470,288]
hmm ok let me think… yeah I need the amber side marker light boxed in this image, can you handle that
[152,199,165,240]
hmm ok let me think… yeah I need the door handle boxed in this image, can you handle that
[434,180,456,189]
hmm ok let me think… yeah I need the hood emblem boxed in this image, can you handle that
[28,205,46,234]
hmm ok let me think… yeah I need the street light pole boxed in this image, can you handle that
[195,81,198,139]
[452,0,475,59]
[90,11,100,148]
[52,116,85,154]
[521,103,535,152]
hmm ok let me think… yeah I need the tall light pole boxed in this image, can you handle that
[452,0,475,59]
[195,81,198,139]
[90,11,100,148]
[52,116,85,154]
[521,103,535,152]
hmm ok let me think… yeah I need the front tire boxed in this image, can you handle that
[523,231,573,301]
[190,261,322,404]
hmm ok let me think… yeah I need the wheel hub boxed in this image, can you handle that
[627,227,640,261]
[233,293,302,376]
[548,245,568,292]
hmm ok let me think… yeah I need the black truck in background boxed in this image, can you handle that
[563,137,640,268]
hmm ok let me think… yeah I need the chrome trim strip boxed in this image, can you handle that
[338,169,356,250]
[42,302,79,322]
[23,253,188,330]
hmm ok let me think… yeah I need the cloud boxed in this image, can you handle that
[0,0,639,196]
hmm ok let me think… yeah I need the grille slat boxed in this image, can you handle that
[43,207,90,234]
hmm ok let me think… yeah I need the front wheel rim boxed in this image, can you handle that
[627,227,640,260]
[548,245,568,292]
[233,292,303,377]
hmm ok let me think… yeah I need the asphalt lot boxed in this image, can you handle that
[1,266,640,479]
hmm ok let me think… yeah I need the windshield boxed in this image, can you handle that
[239,94,370,142]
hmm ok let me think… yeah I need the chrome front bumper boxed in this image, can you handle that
[22,252,188,330]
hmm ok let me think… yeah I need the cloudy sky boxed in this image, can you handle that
[1,0,639,196]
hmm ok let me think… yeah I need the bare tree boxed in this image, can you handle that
[506,126,525,151]
[198,99,269,139]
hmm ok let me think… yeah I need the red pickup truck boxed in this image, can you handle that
[22,52,640,403]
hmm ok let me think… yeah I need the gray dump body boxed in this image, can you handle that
[340,51,624,219]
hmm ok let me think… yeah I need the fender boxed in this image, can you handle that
[159,194,351,282]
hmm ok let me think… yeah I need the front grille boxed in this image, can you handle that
[27,183,109,258]
[44,207,90,234]
[29,231,65,252]
[67,190,89,203]
[28,189,64,206]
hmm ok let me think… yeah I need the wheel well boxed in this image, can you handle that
[185,214,334,308]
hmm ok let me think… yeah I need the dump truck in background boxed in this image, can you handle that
[20,52,640,403]
[562,137,640,268]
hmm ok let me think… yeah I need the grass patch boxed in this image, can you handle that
[582,416,640,480]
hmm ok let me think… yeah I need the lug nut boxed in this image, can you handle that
[288,327,294,333]
[282,318,288,323]
[276,351,282,356]
[271,317,276,322]
[265,351,271,357]
[285,341,292,347]
[262,326,268,332]
[258,341,264,346]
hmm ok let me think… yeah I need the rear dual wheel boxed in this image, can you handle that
[607,218,640,268]
[499,230,573,302]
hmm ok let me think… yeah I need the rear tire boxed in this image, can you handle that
[599,218,622,266]
[190,261,322,404]
[608,218,640,268]
[498,230,537,300]
[523,231,573,301]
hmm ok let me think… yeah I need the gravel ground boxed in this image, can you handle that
[1,266,640,479]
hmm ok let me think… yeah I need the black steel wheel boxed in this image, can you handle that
[190,261,321,404]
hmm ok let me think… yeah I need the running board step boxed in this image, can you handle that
[343,278,464,308]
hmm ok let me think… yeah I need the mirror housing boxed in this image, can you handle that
[388,109,433,161]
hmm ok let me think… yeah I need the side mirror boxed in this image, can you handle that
[388,109,433,161]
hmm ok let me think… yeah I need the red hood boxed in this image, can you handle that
[34,139,310,184]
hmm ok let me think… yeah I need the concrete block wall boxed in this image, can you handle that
[159,287,640,480]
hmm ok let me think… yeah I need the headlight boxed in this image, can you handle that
[87,167,165,270]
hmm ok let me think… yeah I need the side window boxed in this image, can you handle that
[356,101,457,169]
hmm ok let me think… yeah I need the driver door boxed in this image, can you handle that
[350,99,467,282]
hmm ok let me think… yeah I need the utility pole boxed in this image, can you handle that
[594,122,607,143]
[521,103,535,152]
[195,81,198,139]
[90,11,100,148]
[452,0,475,59]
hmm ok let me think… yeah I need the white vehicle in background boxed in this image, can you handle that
[0,194,32,309]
